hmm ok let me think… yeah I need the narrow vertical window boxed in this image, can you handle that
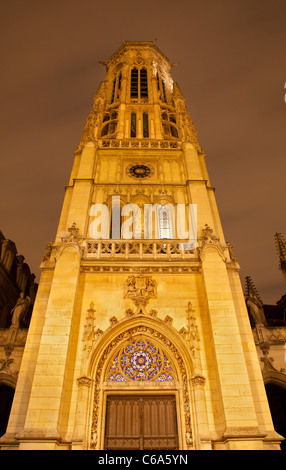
[171,125,178,138]
[131,112,137,137]
[131,68,138,99]
[111,78,116,103]
[118,72,122,91]
[161,79,166,102]
[158,205,172,239]
[156,72,166,102]
[143,112,149,138]
[140,68,148,99]
[157,74,160,91]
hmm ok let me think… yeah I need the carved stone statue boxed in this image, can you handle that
[124,274,157,313]
[246,296,266,326]
[10,292,30,328]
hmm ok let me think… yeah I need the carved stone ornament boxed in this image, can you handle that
[124,274,157,313]
[197,224,227,262]
[172,82,202,152]
[60,222,81,246]
[260,345,286,376]
[125,308,135,317]
[164,315,173,326]
[82,303,96,344]
[66,222,79,242]
[186,302,200,343]
[77,376,92,387]
[201,224,214,242]
[82,303,103,356]
[226,241,238,264]
[0,357,18,377]
[191,375,206,387]
[42,241,53,262]
[109,316,119,326]
[81,81,106,142]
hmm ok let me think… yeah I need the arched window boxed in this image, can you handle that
[129,111,149,138]
[161,108,179,139]
[130,67,148,101]
[158,205,173,239]
[106,339,175,383]
[101,108,118,137]
[130,67,139,99]
[157,72,167,103]
[140,68,148,98]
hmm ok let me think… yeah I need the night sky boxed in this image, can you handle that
[1,0,286,303]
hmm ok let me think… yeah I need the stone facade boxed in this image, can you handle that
[0,41,283,450]
[0,231,38,437]
[245,237,286,450]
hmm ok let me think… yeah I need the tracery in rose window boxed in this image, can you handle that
[106,339,175,383]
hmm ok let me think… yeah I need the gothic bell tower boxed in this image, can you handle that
[1,41,282,450]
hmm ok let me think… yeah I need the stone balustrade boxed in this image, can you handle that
[98,139,182,149]
[84,239,196,260]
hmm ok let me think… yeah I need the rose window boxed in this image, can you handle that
[106,339,175,383]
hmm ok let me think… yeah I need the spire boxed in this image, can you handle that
[245,276,266,326]
[274,232,286,282]
[245,276,263,305]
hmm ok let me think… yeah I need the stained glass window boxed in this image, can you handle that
[106,339,175,383]
[143,112,149,138]
[131,112,137,138]
[158,205,173,239]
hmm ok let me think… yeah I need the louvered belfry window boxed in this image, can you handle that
[131,68,139,99]
[140,68,148,98]
[130,67,148,100]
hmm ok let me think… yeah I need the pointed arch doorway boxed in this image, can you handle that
[95,332,188,450]
[104,394,178,450]
[89,321,195,450]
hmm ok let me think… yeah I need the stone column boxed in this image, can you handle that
[71,376,92,449]
[17,245,81,449]
[191,375,211,450]
[201,244,265,449]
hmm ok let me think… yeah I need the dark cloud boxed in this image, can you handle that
[1,0,286,303]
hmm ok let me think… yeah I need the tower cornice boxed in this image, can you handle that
[106,40,171,68]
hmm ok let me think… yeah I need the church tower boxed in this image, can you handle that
[1,41,282,450]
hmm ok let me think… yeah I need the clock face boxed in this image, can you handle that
[128,164,152,179]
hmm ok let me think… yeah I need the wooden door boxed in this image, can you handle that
[104,395,178,450]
